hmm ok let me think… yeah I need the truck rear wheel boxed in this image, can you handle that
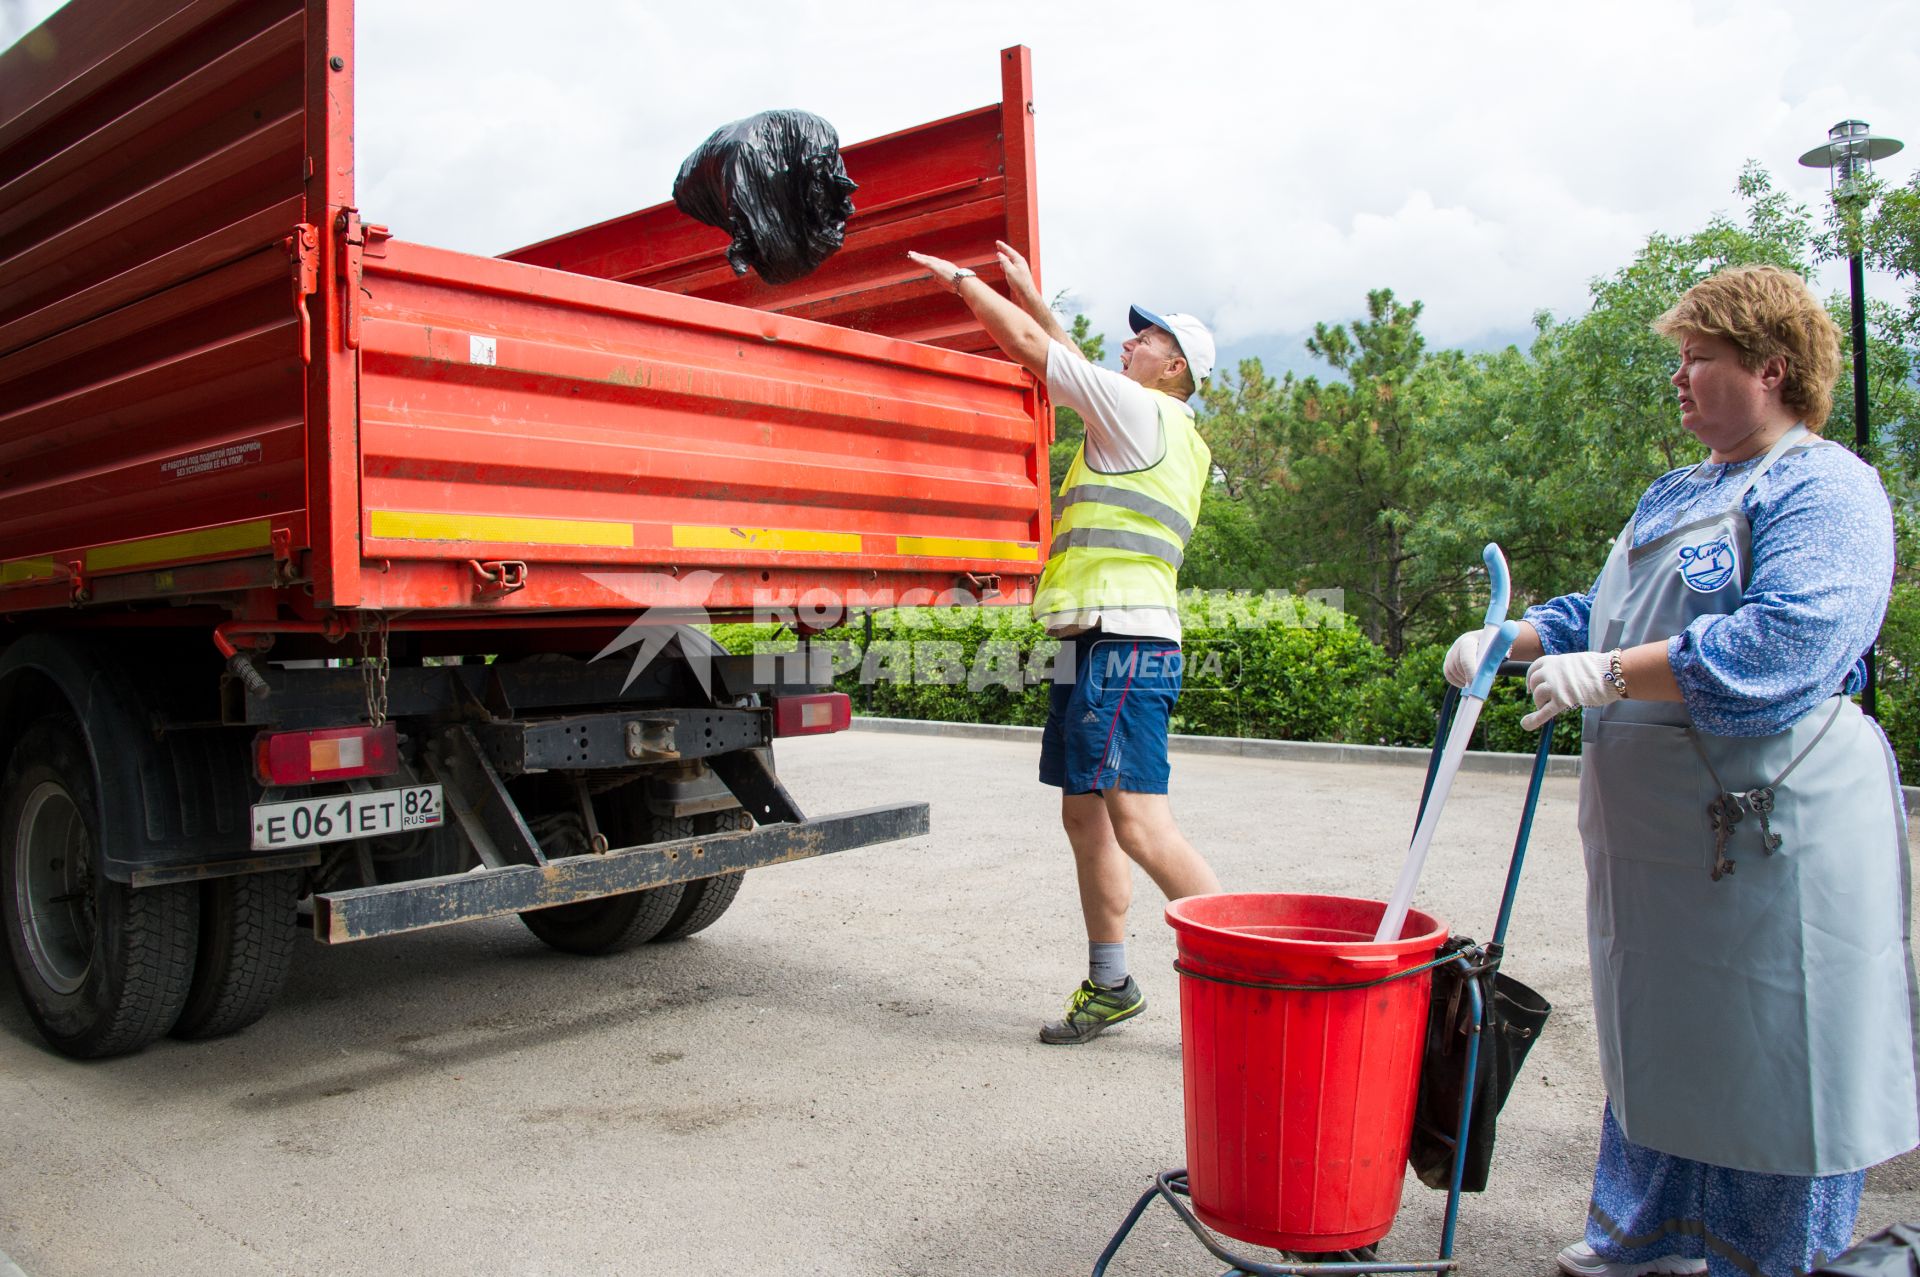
[649,809,750,943]
[1,715,199,1058]
[516,882,683,954]
[516,808,686,955]
[170,869,301,1040]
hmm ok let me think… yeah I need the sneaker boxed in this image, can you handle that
[1039,977,1145,1044]
[1557,1241,1706,1276]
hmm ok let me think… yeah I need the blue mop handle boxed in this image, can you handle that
[1374,619,1521,943]
[1466,620,1522,701]
[1480,542,1510,629]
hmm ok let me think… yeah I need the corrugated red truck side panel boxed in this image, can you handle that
[0,0,1049,621]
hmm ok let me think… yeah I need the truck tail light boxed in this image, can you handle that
[255,725,400,786]
[771,693,851,737]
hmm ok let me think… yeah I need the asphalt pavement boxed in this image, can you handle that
[1,728,1916,1275]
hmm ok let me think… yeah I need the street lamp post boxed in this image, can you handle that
[1799,119,1904,719]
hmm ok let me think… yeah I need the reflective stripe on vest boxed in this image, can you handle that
[1048,526,1184,568]
[1034,388,1211,621]
[1051,484,1195,543]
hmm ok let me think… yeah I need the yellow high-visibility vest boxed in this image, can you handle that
[1033,389,1210,628]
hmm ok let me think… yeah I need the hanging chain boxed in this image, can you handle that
[357,614,390,728]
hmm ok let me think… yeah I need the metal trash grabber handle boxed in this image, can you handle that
[1375,544,1520,943]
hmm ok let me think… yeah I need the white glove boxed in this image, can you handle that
[1443,626,1499,689]
[1521,651,1621,731]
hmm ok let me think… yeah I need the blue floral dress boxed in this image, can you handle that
[1523,440,1898,1276]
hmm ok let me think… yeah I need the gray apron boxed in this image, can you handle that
[1579,426,1920,1175]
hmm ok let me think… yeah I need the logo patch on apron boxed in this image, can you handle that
[1676,533,1738,593]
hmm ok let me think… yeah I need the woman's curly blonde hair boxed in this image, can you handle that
[1653,264,1843,432]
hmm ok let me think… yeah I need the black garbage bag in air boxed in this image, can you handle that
[672,110,858,286]
[1810,1224,1920,1275]
[1408,937,1552,1192]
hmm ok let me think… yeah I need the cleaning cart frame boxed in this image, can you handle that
[1093,666,1558,1276]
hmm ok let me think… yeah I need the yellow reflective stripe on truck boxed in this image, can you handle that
[670,526,863,554]
[370,511,635,548]
[892,536,1040,561]
[85,519,274,571]
[0,557,62,585]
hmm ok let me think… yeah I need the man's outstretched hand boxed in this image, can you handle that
[994,240,1039,305]
[906,250,967,293]
[903,249,1048,376]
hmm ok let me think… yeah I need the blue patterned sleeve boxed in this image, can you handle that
[1522,589,1595,656]
[1522,474,1688,656]
[1669,447,1892,736]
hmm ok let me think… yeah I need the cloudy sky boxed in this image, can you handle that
[5,0,1914,372]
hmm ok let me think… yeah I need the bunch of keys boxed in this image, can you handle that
[1708,794,1743,881]
[1744,786,1782,854]
[1707,788,1784,881]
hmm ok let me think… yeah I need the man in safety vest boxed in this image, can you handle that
[908,241,1222,1044]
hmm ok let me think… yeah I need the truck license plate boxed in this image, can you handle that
[251,785,443,850]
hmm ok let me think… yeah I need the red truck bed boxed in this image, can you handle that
[0,0,1048,623]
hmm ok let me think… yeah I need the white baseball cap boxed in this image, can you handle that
[1129,305,1215,386]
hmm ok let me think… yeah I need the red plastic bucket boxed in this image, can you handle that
[1165,893,1447,1252]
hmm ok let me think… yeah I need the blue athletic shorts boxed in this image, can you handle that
[1038,631,1183,795]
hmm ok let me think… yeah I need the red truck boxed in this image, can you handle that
[0,0,1050,1057]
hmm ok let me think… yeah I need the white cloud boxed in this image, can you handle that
[5,0,1914,357]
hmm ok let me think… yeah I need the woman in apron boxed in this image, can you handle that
[1443,264,1918,1277]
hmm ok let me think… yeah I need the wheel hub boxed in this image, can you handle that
[16,781,94,994]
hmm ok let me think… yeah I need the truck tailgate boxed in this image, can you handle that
[354,237,1046,614]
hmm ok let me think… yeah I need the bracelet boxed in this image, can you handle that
[949,267,977,287]
[1601,648,1628,698]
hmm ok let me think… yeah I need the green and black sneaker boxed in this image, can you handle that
[1039,977,1146,1045]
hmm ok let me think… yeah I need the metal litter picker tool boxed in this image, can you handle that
[1093,547,1552,1277]
[1375,545,1521,943]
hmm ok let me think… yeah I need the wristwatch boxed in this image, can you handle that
[1602,648,1628,698]
[949,267,977,286]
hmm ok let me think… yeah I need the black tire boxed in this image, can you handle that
[517,809,687,955]
[170,869,301,1040]
[649,808,750,943]
[0,714,198,1058]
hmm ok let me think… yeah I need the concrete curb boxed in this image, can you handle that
[848,716,1920,815]
[851,715,1576,777]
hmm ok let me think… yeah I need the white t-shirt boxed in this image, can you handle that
[1043,341,1185,641]
[1046,341,1166,471]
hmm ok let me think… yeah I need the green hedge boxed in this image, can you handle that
[1874,581,1920,778]
[715,595,1920,775]
[710,593,1576,755]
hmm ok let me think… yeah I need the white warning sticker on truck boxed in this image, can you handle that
[469,334,497,366]
[160,441,263,481]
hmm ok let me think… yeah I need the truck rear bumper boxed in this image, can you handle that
[310,802,929,944]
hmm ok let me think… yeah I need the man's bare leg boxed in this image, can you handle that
[1040,789,1220,1044]
[1061,792,1130,944]
[1043,792,1148,1043]
[1103,789,1221,901]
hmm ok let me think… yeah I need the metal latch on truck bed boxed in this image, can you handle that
[963,572,1001,597]
[336,211,390,352]
[468,559,527,596]
[283,224,319,365]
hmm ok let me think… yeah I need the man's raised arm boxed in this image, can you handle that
[906,249,1055,379]
[993,241,1082,358]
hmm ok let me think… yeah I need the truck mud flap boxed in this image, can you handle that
[310,803,929,944]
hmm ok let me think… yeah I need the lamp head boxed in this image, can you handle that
[1799,119,1904,193]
